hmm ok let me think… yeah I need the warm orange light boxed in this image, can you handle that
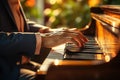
[44,8,52,15]
[104,54,111,62]
[88,0,102,7]
[49,0,63,5]
[54,59,60,65]
[25,0,35,7]
[96,54,103,60]
[53,9,61,16]
[49,16,56,23]
[49,0,57,5]
[56,0,63,4]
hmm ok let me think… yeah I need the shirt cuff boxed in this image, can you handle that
[35,33,42,55]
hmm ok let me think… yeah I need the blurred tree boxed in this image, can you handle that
[44,0,91,29]
[21,0,41,21]
[103,0,120,5]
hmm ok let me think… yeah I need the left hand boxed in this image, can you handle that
[38,26,50,33]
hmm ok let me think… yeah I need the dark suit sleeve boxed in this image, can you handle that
[0,32,36,57]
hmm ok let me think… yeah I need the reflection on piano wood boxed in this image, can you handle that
[36,5,120,80]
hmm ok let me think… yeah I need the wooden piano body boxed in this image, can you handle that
[36,5,120,80]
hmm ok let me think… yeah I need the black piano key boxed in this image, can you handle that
[64,36,104,60]
[65,43,82,52]
[64,53,103,60]
[85,40,97,45]
[84,44,100,49]
[65,48,103,54]
[77,48,103,54]
[65,42,101,53]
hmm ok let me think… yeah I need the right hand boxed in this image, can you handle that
[41,30,88,48]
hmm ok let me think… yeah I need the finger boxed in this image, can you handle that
[61,32,85,46]
[73,36,85,47]
[70,31,88,42]
[78,32,88,42]
[62,30,88,42]
[68,33,85,46]
[44,28,50,33]
[66,37,83,47]
[66,32,87,45]
[39,28,50,33]
[64,28,77,31]
[70,31,88,43]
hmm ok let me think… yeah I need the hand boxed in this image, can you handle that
[38,26,50,33]
[41,29,88,48]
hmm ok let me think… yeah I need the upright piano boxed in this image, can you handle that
[64,5,120,61]
[36,5,120,80]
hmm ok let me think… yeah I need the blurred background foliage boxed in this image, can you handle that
[21,0,120,29]
[103,0,120,5]
[21,0,41,21]
[44,0,91,29]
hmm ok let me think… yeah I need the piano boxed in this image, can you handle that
[64,5,120,61]
[36,5,120,80]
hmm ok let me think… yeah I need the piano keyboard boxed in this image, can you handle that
[63,36,104,60]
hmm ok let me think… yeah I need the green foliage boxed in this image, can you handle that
[21,0,41,20]
[45,0,91,29]
[103,0,120,5]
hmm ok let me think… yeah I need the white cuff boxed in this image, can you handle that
[35,33,42,55]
